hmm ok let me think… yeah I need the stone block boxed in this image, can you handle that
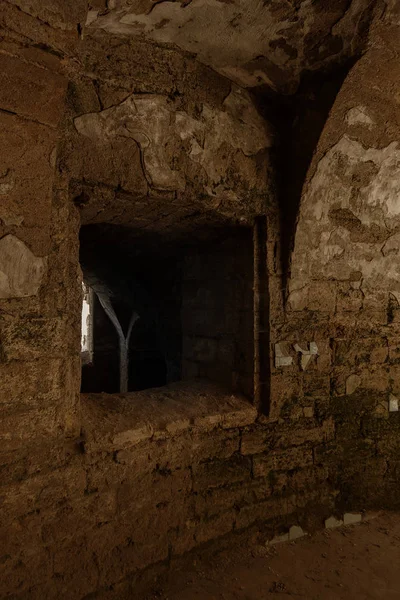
[195,480,271,518]
[288,465,329,492]
[275,418,335,449]
[192,455,251,491]
[118,469,192,524]
[0,53,67,127]
[66,135,148,197]
[307,280,337,312]
[241,429,271,455]
[112,425,154,449]
[146,429,240,472]
[235,497,285,530]
[289,525,306,540]
[0,404,70,453]
[388,340,400,363]
[336,285,363,313]
[287,287,308,312]
[195,511,235,545]
[0,236,46,299]
[389,394,399,412]
[389,365,400,395]
[253,447,313,478]
[0,316,69,359]
[6,0,87,31]
[334,338,388,367]
[268,532,289,545]
[0,358,65,410]
[302,372,331,397]
[1,463,86,523]
[51,534,101,598]
[346,374,362,395]
[343,513,362,525]
[359,367,390,393]
[270,372,302,405]
[325,516,344,529]
[221,404,257,429]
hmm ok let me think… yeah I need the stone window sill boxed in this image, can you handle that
[81,380,257,453]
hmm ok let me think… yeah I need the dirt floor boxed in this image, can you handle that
[139,513,400,600]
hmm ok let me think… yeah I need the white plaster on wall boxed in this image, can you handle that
[345,106,374,128]
[389,394,399,412]
[274,341,318,371]
[87,0,300,88]
[346,374,361,395]
[291,136,400,292]
[86,0,371,90]
[74,88,271,199]
[274,342,293,368]
[293,342,318,371]
[0,235,46,298]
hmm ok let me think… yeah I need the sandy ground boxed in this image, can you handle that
[139,513,400,600]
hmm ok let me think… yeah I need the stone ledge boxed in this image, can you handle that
[81,380,257,453]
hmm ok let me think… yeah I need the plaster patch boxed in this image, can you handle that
[293,342,318,371]
[345,106,374,128]
[85,10,99,26]
[88,0,300,88]
[325,516,344,529]
[0,213,24,226]
[389,394,399,412]
[343,513,362,525]
[268,532,289,545]
[74,89,271,198]
[291,137,400,288]
[0,181,14,195]
[275,343,293,368]
[289,525,305,541]
[382,233,400,256]
[346,374,361,395]
[0,170,14,195]
[0,235,46,298]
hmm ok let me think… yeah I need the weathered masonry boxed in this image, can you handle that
[1,0,400,598]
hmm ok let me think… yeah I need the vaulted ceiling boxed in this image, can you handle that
[86,0,375,92]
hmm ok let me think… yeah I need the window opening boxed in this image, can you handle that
[81,282,93,365]
[80,224,254,397]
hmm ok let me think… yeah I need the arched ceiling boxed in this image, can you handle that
[86,0,375,92]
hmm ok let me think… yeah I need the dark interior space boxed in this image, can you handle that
[79,223,254,396]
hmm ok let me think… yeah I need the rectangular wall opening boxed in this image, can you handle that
[79,223,254,398]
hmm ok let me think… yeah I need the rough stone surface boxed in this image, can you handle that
[0,235,46,298]
[73,86,272,222]
[87,0,375,91]
[1,3,400,599]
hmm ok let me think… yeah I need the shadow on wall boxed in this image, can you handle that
[252,60,357,290]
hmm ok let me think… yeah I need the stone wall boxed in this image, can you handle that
[1,1,400,599]
[271,7,400,510]
[1,381,340,599]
